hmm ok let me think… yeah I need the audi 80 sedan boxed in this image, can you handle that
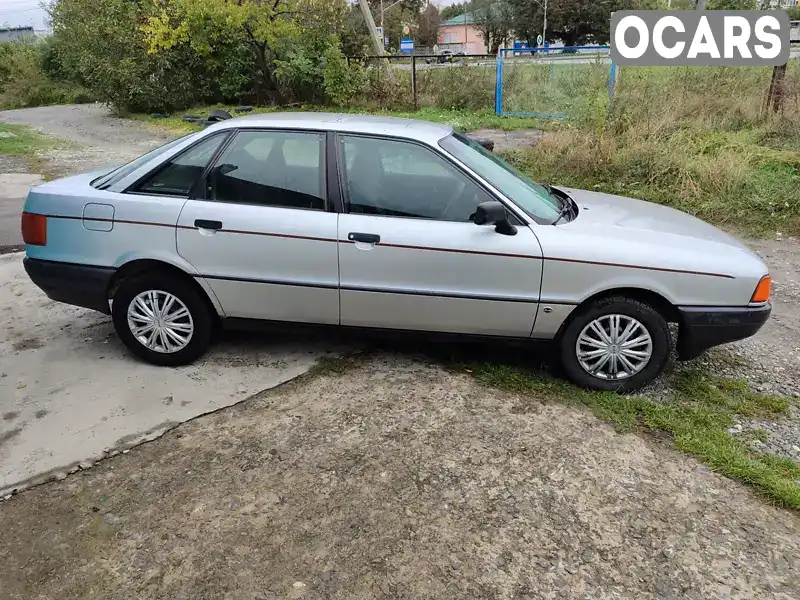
[21,113,771,391]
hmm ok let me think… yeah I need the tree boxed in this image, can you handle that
[142,0,346,102]
[440,2,470,21]
[470,0,513,54]
[341,3,372,56]
[418,3,442,47]
[48,0,217,112]
[507,0,662,47]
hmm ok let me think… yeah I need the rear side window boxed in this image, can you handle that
[207,130,325,210]
[92,133,197,190]
[133,133,228,197]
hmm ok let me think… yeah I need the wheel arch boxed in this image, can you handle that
[107,258,223,319]
[555,286,680,342]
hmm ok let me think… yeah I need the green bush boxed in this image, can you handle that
[0,40,92,110]
[322,45,365,106]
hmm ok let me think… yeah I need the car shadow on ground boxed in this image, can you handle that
[215,325,555,378]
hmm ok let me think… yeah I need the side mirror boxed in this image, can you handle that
[474,201,517,236]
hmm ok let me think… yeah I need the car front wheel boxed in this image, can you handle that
[559,297,671,392]
[112,274,213,366]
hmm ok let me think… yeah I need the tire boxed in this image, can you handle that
[558,296,671,393]
[112,273,214,367]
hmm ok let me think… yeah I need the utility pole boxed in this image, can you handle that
[696,0,707,9]
[543,0,548,47]
[359,0,386,56]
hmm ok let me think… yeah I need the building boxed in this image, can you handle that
[437,11,515,55]
[437,12,488,54]
[0,26,35,43]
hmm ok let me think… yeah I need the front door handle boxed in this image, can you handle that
[195,219,222,230]
[348,232,380,244]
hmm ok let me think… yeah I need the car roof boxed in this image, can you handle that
[206,112,454,145]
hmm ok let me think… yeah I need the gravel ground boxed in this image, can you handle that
[1,356,799,600]
[0,103,173,174]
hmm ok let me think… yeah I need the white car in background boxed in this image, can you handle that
[21,113,771,391]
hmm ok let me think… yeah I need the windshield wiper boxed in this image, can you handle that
[550,187,574,226]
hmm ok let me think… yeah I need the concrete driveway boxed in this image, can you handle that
[0,252,340,496]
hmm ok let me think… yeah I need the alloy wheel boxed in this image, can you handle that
[126,290,194,354]
[575,314,653,381]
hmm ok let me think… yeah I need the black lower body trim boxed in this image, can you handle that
[23,258,114,314]
[677,304,771,361]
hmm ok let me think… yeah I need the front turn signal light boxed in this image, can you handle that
[21,212,47,246]
[750,275,771,303]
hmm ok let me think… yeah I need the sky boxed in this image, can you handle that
[0,0,50,31]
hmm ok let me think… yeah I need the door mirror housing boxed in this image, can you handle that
[474,201,517,236]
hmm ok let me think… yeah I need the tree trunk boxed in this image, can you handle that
[766,64,787,114]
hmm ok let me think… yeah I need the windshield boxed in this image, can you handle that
[439,133,561,222]
[91,132,199,190]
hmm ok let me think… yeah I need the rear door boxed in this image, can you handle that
[175,128,340,324]
[335,133,543,337]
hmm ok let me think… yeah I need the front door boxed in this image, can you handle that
[335,133,543,337]
[176,129,339,324]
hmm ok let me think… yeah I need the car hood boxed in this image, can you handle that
[556,187,749,251]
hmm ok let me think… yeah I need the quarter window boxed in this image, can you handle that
[134,133,227,197]
[208,130,325,210]
[339,135,493,222]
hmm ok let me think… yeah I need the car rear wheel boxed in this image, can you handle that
[112,274,213,366]
[559,297,671,392]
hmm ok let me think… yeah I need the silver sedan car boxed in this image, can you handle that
[21,113,771,391]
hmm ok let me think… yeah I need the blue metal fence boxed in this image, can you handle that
[494,45,617,119]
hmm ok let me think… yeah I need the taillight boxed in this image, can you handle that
[750,275,771,303]
[21,212,47,246]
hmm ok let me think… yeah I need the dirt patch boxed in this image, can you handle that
[1,355,798,600]
[0,427,21,449]
[468,128,551,153]
[12,338,43,352]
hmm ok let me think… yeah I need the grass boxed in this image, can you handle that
[0,123,60,158]
[470,361,800,509]
[505,62,800,236]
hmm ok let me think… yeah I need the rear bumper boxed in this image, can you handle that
[677,304,771,361]
[23,257,114,314]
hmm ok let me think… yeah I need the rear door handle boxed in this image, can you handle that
[348,232,380,244]
[195,219,222,230]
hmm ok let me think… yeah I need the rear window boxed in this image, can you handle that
[91,132,199,190]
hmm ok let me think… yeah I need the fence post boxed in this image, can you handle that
[411,55,418,111]
[608,60,618,106]
[495,51,504,115]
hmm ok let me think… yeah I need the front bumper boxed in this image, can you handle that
[677,303,771,361]
[24,257,114,314]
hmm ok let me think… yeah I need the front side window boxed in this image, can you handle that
[439,133,561,222]
[208,130,325,210]
[339,135,492,222]
[134,133,228,197]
